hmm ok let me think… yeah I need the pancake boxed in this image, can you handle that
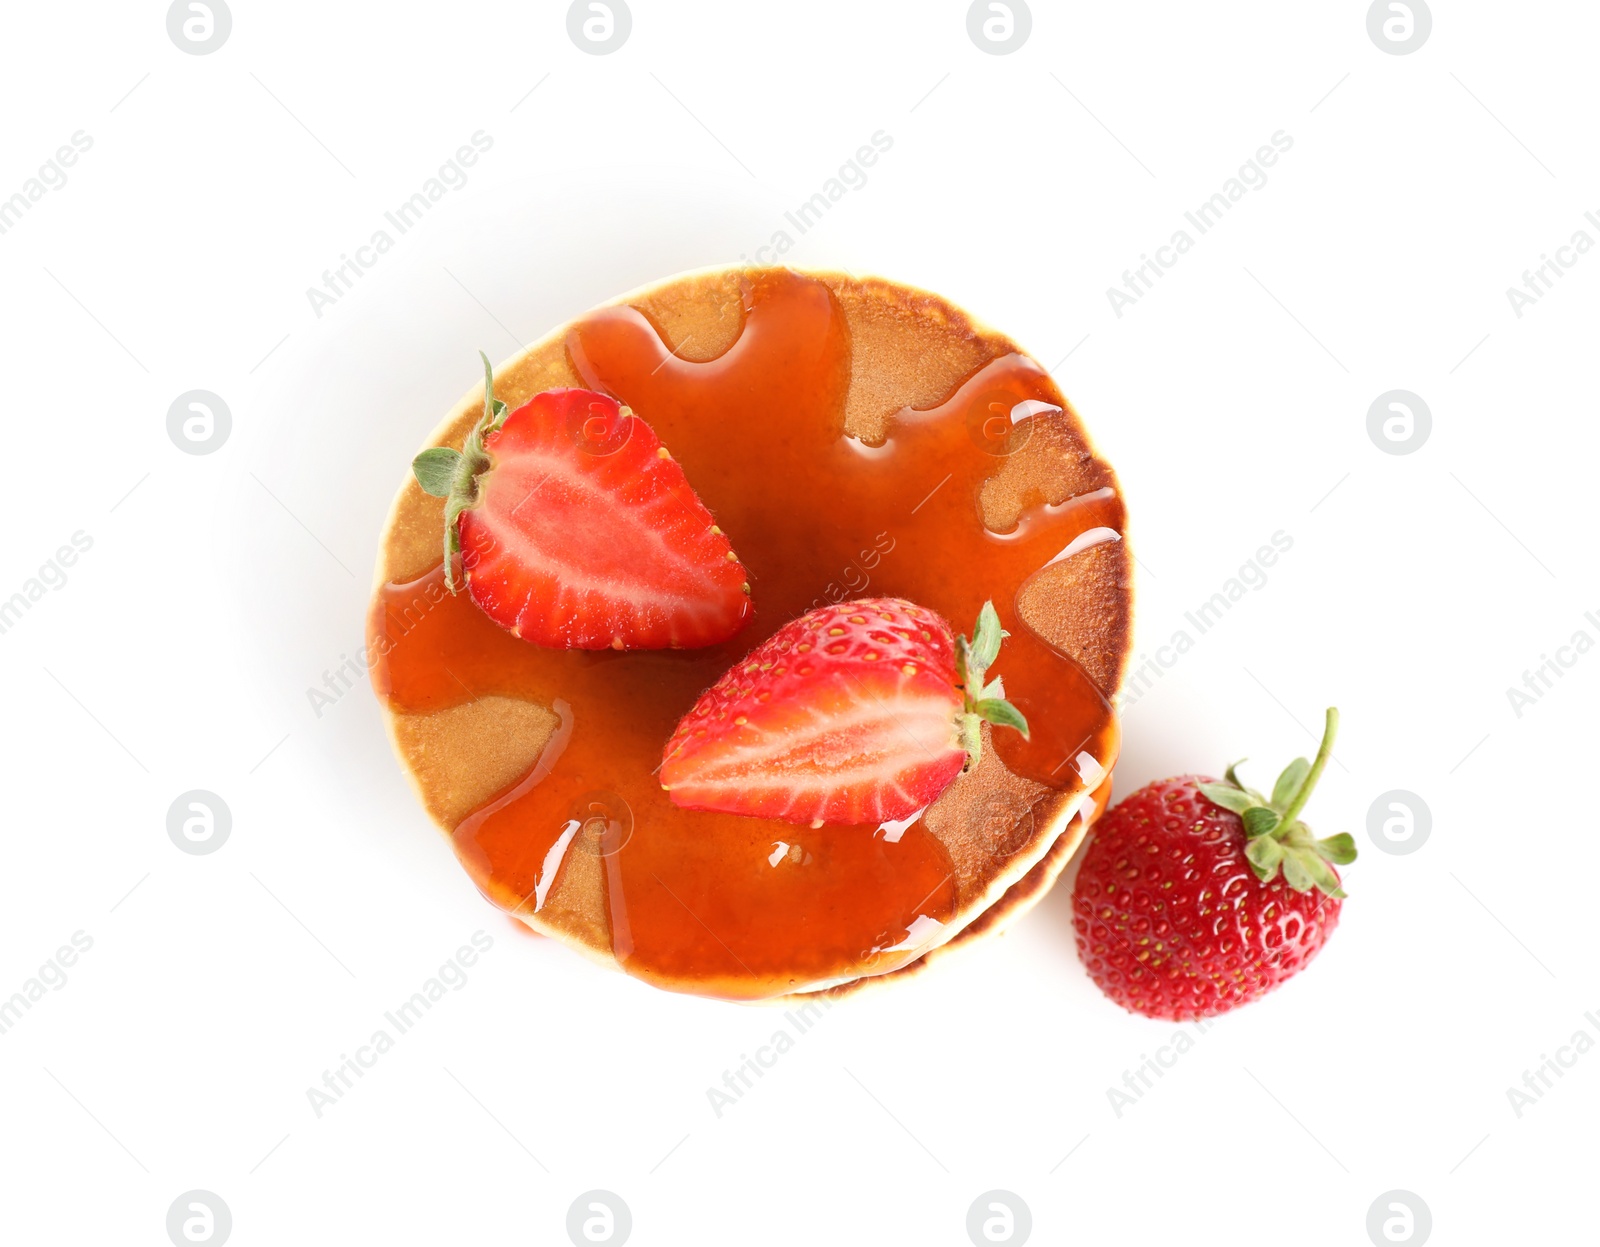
[368,266,1133,1002]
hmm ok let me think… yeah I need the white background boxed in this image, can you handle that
[1,1,1595,1244]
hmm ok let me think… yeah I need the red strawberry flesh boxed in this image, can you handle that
[660,598,969,826]
[456,387,750,650]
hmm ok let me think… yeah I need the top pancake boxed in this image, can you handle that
[371,266,1133,1000]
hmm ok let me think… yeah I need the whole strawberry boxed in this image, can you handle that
[1073,709,1355,1020]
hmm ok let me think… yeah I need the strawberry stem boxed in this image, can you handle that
[1198,706,1352,899]
[1276,707,1337,826]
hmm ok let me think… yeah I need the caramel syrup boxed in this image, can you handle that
[370,269,1123,1000]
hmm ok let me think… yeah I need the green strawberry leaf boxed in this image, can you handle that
[1314,832,1358,865]
[1296,849,1347,899]
[1271,757,1310,811]
[412,447,463,497]
[1281,850,1314,892]
[955,605,1028,766]
[1198,783,1257,816]
[1242,806,1282,838]
[1222,761,1268,805]
[974,698,1030,739]
[970,601,1006,671]
[1245,833,1284,882]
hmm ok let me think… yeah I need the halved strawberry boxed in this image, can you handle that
[412,354,751,650]
[660,598,1030,826]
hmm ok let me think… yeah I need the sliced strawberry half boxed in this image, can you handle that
[412,354,751,650]
[660,597,1030,826]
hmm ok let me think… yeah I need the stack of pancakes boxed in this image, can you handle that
[371,267,1133,1000]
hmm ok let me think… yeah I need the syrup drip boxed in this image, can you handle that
[370,270,1122,999]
